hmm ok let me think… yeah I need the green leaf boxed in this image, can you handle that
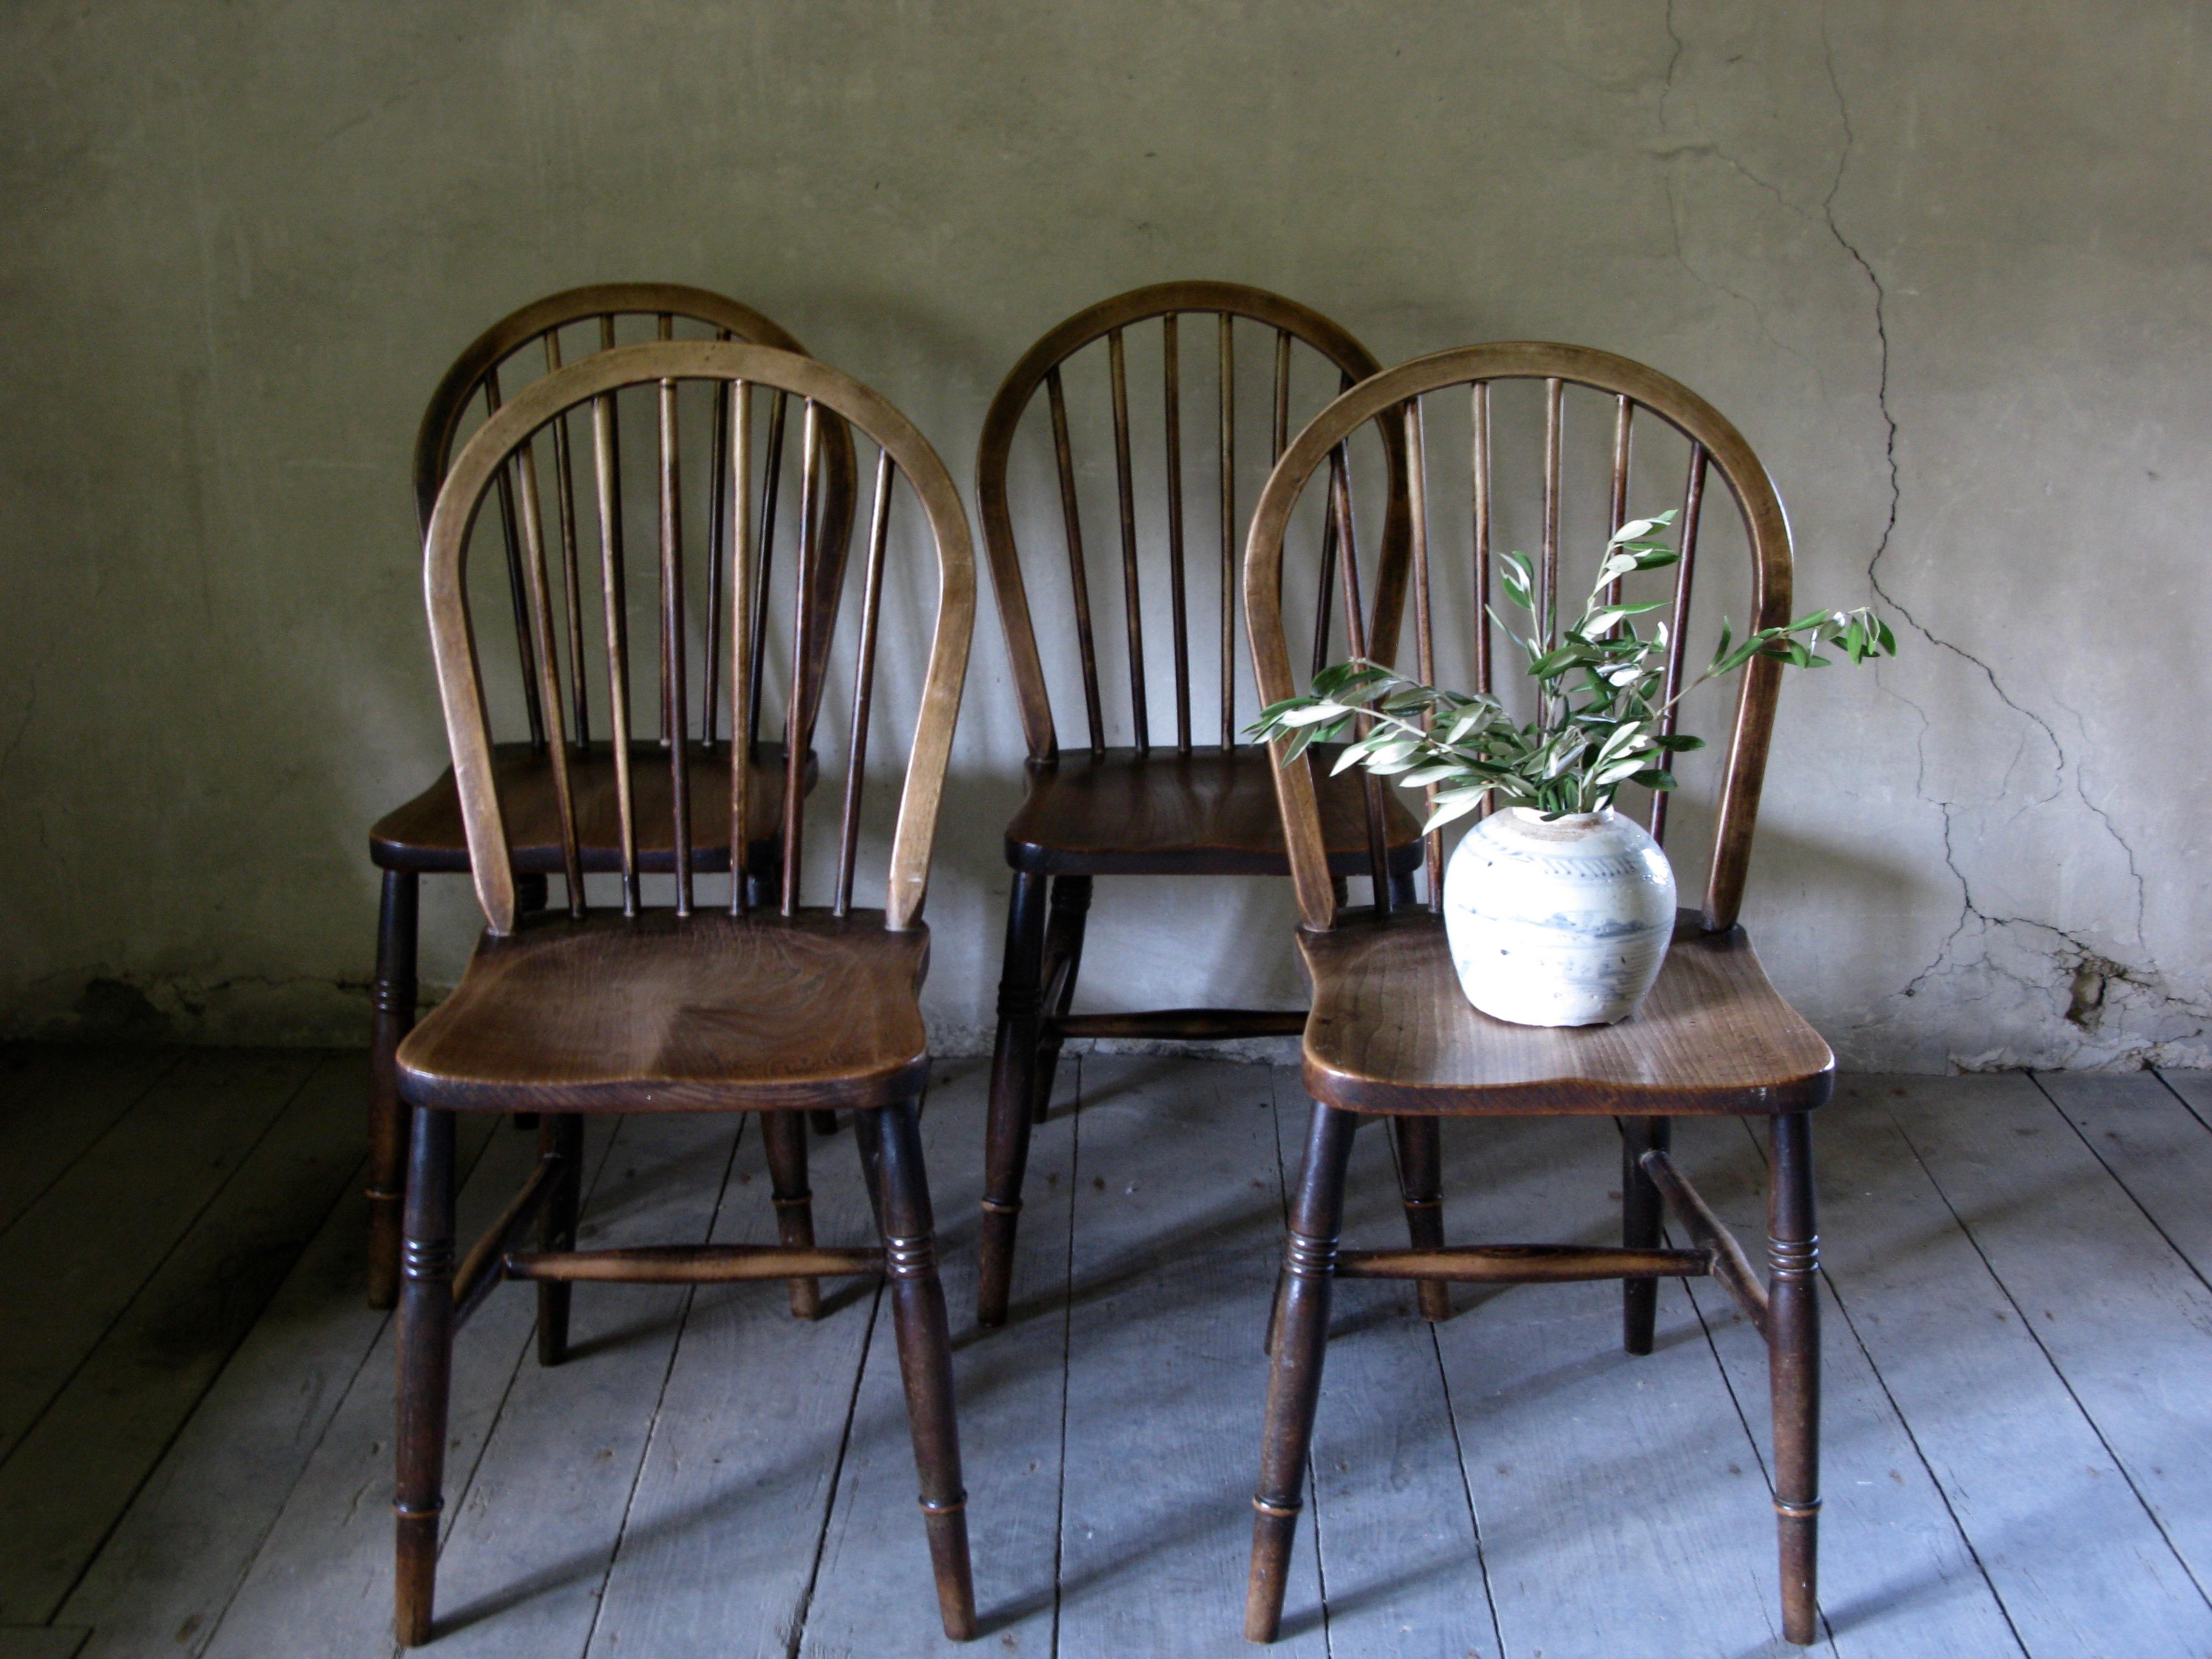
[1277,701,1349,727]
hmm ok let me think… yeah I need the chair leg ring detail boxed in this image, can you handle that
[1774,1498,1822,1521]
[979,1197,1020,1217]
[1253,1497,1301,1520]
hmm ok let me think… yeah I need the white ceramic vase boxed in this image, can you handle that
[1441,806,1678,1027]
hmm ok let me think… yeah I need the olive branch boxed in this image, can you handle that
[1247,510,1897,831]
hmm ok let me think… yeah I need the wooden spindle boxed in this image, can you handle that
[727,381,753,915]
[1108,327,1149,752]
[1605,394,1633,606]
[1404,399,1442,908]
[542,333,591,747]
[1218,314,1235,748]
[836,450,895,915]
[1311,503,1339,681]
[747,393,790,753]
[483,372,546,748]
[1271,328,1291,461]
[1542,377,1563,648]
[1045,368,1105,757]
[1162,316,1191,753]
[780,400,821,916]
[591,363,638,914]
[1328,447,1393,910]
[704,336,733,745]
[1650,440,1708,846]
[1472,381,1494,699]
[659,361,692,915]
[656,315,676,747]
[514,435,585,915]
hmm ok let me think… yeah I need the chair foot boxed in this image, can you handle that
[1245,1102,1357,1645]
[871,1099,977,1640]
[1770,1110,1822,1646]
[977,1199,1020,1328]
[394,1106,454,1650]
[394,1505,440,1646]
[1244,1501,1301,1643]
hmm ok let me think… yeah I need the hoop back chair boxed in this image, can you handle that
[1242,345,1835,1645]
[389,342,976,1645]
[973,281,1439,1327]
[366,285,858,1308]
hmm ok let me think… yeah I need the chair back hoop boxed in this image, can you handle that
[975,281,1415,763]
[423,341,976,937]
[413,284,859,755]
[1243,342,1794,936]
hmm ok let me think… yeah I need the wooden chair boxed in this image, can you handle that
[1240,344,1834,1645]
[366,284,857,1309]
[973,282,1440,1327]
[389,341,977,1644]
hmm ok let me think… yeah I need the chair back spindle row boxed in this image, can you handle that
[977,283,1412,768]
[423,342,974,938]
[1246,343,1796,938]
[411,286,857,775]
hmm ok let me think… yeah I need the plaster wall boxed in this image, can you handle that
[0,1,2204,1071]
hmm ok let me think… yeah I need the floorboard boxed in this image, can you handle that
[587,1098,886,1659]
[1885,1074,2212,1621]
[799,1056,1078,1658]
[1293,1091,1499,1659]
[0,1052,368,1621]
[1667,1115,2024,1656]
[420,1114,742,1658]
[2037,1071,2212,1288]
[59,1113,498,1659]
[1053,1056,1327,1659]
[0,1051,320,1465]
[194,1117,618,1659]
[1427,1114,1813,1659]
[11,1056,2212,1658]
[1819,1077,2212,1656]
[0,1047,178,1238]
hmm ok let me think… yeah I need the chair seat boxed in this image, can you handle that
[370,741,813,873]
[1004,744,1426,875]
[397,909,930,1113]
[1299,908,1834,1117]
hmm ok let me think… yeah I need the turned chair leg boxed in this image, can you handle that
[394,1105,456,1647]
[1391,1116,1452,1322]
[865,1098,978,1641]
[536,1114,583,1365]
[1622,1115,1672,1354]
[1770,1111,1821,1645]
[1032,874,1092,1123]
[763,1110,823,1319]
[1246,1101,1358,1643]
[367,871,419,1311]
[979,870,1048,1326]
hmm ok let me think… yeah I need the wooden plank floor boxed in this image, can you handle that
[4,1051,2211,1657]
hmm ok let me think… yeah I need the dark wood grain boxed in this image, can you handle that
[1297,910,1833,1117]
[1003,744,1424,877]
[397,910,932,1115]
[371,740,808,874]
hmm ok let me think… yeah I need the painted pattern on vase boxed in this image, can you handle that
[1442,806,1677,1027]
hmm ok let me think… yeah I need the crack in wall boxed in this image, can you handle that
[1811,3,2194,1066]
